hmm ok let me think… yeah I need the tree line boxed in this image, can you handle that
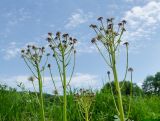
[101,72,160,96]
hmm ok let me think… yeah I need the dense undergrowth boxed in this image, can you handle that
[0,84,160,121]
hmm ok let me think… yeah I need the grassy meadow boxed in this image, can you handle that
[0,84,160,121]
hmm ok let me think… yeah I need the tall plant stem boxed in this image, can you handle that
[111,47,125,121]
[85,108,89,121]
[62,50,67,121]
[127,71,133,119]
[36,62,45,121]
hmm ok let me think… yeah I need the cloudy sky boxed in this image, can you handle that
[0,0,160,94]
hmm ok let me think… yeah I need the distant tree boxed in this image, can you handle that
[142,72,160,95]
[153,72,160,95]
[101,81,143,96]
[142,76,154,95]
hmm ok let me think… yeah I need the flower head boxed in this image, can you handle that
[56,31,61,37]
[128,67,133,72]
[62,33,69,38]
[28,76,35,82]
[91,38,96,43]
[97,17,103,21]
[48,32,52,36]
[47,64,51,68]
[122,20,127,24]
[123,42,129,46]
[89,24,97,29]
[107,71,110,75]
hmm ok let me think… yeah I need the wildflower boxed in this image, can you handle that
[107,18,114,22]
[48,32,52,36]
[53,54,55,57]
[91,38,96,43]
[27,45,31,48]
[62,33,69,38]
[123,42,129,46]
[47,37,52,42]
[97,17,103,21]
[62,40,67,44]
[73,38,77,44]
[107,71,110,75]
[118,22,123,26]
[97,34,103,40]
[69,37,72,41]
[32,45,36,50]
[54,36,58,40]
[47,64,51,68]
[80,88,83,93]
[28,76,35,82]
[42,46,45,50]
[89,24,97,28]
[128,67,133,72]
[21,49,25,53]
[49,44,52,48]
[107,18,111,22]
[108,24,113,29]
[41,47,45,53]
[69,42,73,45]
[27,49,30,53]
[122,20,127,24]
[56,31,61,37]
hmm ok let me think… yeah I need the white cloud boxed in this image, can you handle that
[0,73,101,94]
[76,41,97,54]
[1,42,20,60]
[65,9,93,29]
[0,40,47,60]
[123,1,160,52]
[70,73,100,89]
[124,1,160,28]
[5,8,31,26]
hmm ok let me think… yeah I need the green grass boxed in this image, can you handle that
[0,85,160,121]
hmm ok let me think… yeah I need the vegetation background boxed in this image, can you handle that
[0,72,160,121]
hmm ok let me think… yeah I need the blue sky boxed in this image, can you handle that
[0,0,160,94]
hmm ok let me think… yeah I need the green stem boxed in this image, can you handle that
[127,71,133,119]
[85,108,89,121]
[62,50,67,121]
[36,62,45,121]
[31,81,40,105]
[108,75,119,114]
[111,47,125,121]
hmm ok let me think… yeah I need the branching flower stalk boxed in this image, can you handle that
[90,17,129,121]
[21,45,49,121]
[74,89,95,121]
[47,32,77,121]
